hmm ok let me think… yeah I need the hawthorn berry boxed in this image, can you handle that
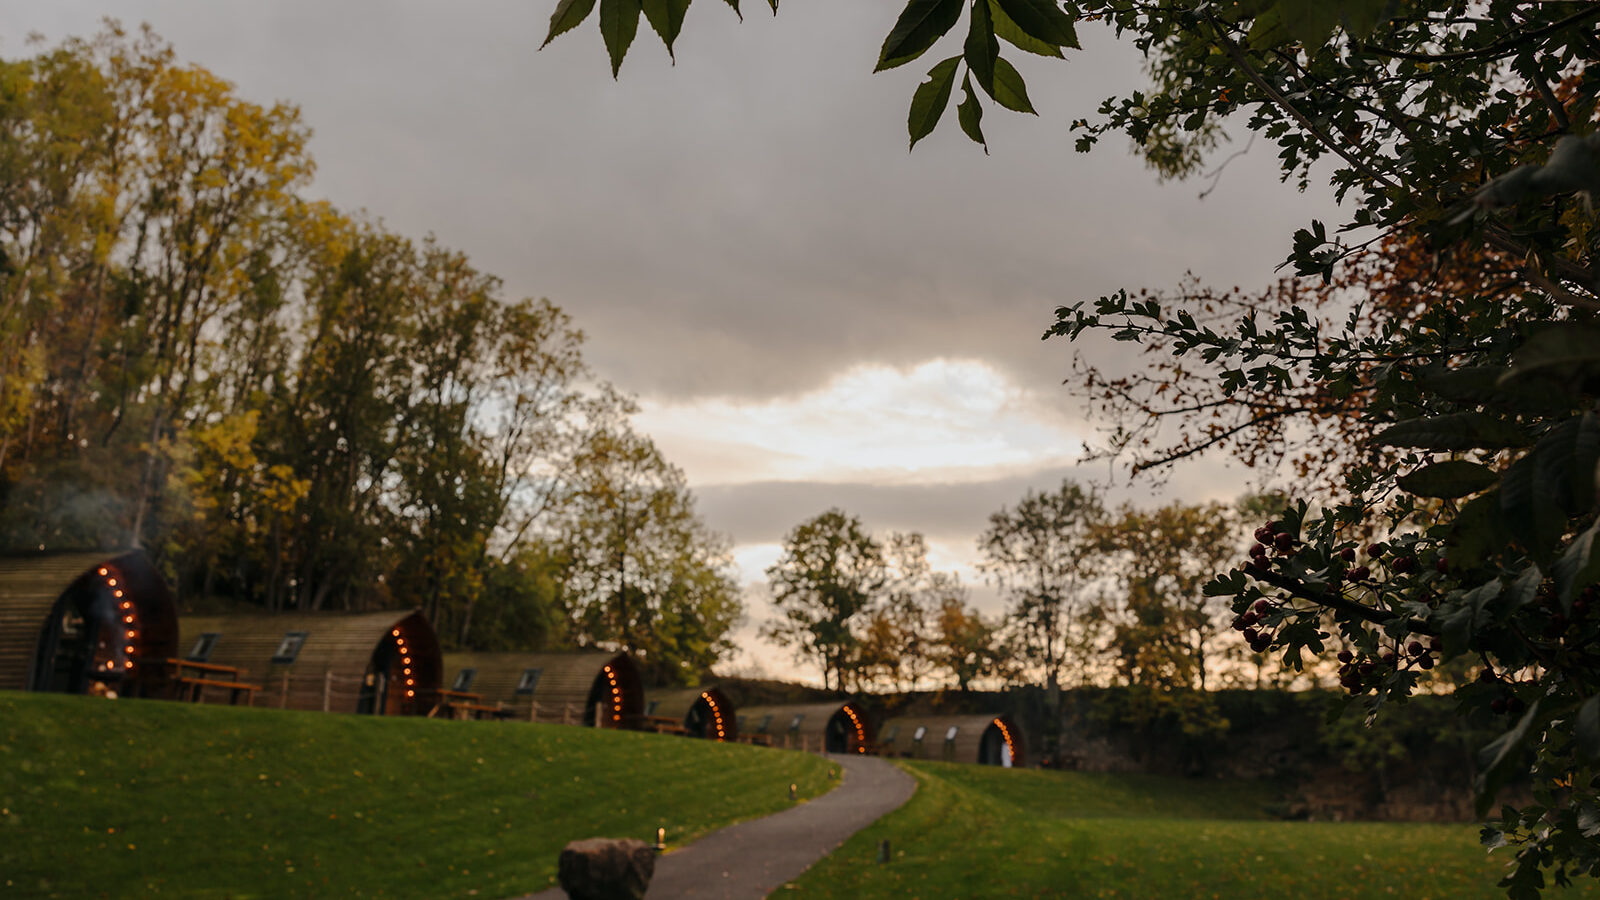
[1339,547,1356,563]
[1348,565,1370,582]
[1367,543,1385,557]
[1337,650,1353,664]
[1434,557,1449,574]
[1249,543,1267,559]
[1406,641,1425,657]
[1393,555,1417,573]
[1252,598,1271,615]
[1274,532,1295,552]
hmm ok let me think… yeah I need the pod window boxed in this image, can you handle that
[514,667,542,694]
[271,632,308,663]
[187,632,220,663]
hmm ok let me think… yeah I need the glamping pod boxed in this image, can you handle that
[0,550,179,697]
[643,686,737,741]
[178,610,440,714]
[735,701,873,753]
[440,651,644,727]
[877,714,1024,767]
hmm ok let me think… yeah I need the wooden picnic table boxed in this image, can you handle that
[627,714,688,735]
[165,658,262,706]
[430,689,514,721]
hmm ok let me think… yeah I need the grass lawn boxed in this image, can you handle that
[788,761,1600,900]
[0,691,834,899]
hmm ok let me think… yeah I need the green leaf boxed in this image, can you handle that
[1498,450,1568,564]
[908,56,961,149]
[543,0,599,47]
[957,72,986,150]
[642,0,692,57]
[1577,696,1600,762]
[1244,5,1294,49]
[1373,412,1527,451]
[1449,491,1510,568]
[721,0,741,19]
[600,0,644,77]
[1553,520,1600,612]
[964,0,999,97]
[992,0,1077,48]
[1476,700,1541,817]
[877,0,965,72]
[1416,366,1507,403]
[1397,459,1498,499]
[1502,323,1600,384]
[991,57,1036,113]
[989,0,1061,56]
[1282,0,1342,48]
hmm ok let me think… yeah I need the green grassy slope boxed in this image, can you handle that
[790,761,1596,900]
[0,691,833,899]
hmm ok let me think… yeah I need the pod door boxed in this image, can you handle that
[28,561,175,697]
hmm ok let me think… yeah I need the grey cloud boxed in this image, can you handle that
[6,0,1340,404]
[693,456,1264,549]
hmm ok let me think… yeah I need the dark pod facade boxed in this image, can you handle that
[644,686,738,741]
[877,714,1024,767]
[736,701,873,753]
[0,550,179,698]
[442,651,644,727]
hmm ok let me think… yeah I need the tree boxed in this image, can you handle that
[762,509,886,692]
[556,423,742,683]
[1094,500,1239,690]
[556,0,1600,892]
[931,591,1006,692]
[979,479,1104,691]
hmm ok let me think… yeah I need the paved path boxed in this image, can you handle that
[514,753,916,900]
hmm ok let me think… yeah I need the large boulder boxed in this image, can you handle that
[557,838,656,900]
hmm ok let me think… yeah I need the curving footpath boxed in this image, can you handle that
[512,752,916,900]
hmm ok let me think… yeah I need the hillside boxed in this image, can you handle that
[0,692,833,899]
[788,761,1593,900]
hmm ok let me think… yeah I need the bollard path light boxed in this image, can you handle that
[789,783,797,801]
[655,827,666,853]
[877,839,891,864]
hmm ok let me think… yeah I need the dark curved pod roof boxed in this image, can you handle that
[0,550,178,696]
[735,700,873,753]
[877,714,1025,766]
[646,685,737,741]
[441,650,643,727]
[179,610,440,715]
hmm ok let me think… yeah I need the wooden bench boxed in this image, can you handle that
[176,676,262,707]
[453,702,514,721]
[165,659,262,706]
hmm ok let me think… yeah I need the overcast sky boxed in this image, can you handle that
[3,1,1341,682]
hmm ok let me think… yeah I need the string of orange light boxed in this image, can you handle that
[700,691,727,742]
[99,566,137,675]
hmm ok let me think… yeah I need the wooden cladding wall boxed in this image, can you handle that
[736,701,872,753]
[178,610,440,715]
[877,714,1024,766]
[441,651,643,726]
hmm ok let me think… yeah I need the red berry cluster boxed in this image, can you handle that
[1334,637,1441,695]
[1478,667,1529,716]
[1231,596,1276,653]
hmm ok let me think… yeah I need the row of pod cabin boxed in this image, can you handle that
[0,553,1028,765]
[0,551,179,698]
[442,651,644,727]
[878,714,1024,767]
